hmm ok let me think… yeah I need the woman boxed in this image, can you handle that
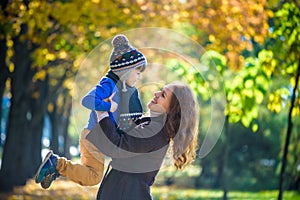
[34,34,147,189]
[86,81,199,200]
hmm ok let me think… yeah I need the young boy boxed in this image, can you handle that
[35,34,147,189]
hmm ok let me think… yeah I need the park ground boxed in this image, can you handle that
[0,178,299,200]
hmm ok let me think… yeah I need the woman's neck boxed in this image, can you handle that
[149,110,164,117]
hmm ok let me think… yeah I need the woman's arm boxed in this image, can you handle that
[86,115,169,158]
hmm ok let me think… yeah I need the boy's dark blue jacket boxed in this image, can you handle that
[81,70,143,130]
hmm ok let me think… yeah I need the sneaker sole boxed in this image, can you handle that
[41,173,53,189]
[35,150,53,183]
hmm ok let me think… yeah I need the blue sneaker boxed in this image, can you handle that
[40,170,60,189]
[35,150,59,183]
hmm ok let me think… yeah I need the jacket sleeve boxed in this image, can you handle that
[86,117,169,158]
[81,78,114,111]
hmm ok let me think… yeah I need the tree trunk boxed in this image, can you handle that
[278,61,300,200]
[62,97,72,159]
[49,103,59,154]
[0,3,9,137]
[29,76,50,175]
[0,43,8,127]
[0,35,51,192]
[48,89,72,157]
[222,115,230,200]
[0,37,35,191]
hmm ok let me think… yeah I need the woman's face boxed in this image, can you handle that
[148,86,173,113]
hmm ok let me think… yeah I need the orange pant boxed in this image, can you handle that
[56,129,104,186]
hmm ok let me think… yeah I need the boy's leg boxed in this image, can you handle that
[56,129,104,186]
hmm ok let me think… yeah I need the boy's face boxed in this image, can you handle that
[126,68,142,87]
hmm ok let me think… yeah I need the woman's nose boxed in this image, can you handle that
[154,91,161,97]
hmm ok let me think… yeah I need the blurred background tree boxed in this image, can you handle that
[0,0,177,191]
[261,2,300,199]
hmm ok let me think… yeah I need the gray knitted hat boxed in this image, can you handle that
[109,34,147,72]
[109,34,147,92]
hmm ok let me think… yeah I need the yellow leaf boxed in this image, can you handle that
[59,51,67,59]
[46,53,56,61]
[6,39,13,47]
[290,77,296,88]
[33,70,46,81]
[9,63,14,72]
[292,107,299,117]
[48,103,54,113]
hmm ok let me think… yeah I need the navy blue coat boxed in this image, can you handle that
[87,115,170,200]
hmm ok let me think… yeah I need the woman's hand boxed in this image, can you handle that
[106,92,118,112]
[96,111,109,121]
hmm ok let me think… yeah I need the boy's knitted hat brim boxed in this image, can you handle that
[109,34,147,72]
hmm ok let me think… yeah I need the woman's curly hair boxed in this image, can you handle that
[163,82,199,169]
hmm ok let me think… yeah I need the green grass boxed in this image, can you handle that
[0,179,299,200]
[152,187,300,200]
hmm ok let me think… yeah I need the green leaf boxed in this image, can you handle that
[252,123,259,132]
[254,90,264,104]
[241,115,251,128]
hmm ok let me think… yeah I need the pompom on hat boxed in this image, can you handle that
[109,34,147,72]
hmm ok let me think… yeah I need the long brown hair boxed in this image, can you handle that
[163,82,199,169]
